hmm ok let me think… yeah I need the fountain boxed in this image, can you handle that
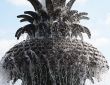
[0,0,109,85]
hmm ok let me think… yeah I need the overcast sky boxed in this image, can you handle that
[0,0,110,85]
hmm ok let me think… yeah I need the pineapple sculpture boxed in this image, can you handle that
[1,0,109,85]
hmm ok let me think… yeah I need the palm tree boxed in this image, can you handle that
[1,0,109,85]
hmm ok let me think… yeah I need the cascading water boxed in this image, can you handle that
[0,0,109,85]
[0,38,109,85]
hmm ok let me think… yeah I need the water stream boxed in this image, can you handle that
[0,62,110,85]
[0,38,109,85]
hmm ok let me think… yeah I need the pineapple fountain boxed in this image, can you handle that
[0,0,109,85]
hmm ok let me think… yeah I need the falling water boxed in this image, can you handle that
[0,59,110,85]
[0,63,110,85]
[85,69,110,85]
[0,38,109,85]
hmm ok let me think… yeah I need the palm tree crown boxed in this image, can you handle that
[15,0,91,40]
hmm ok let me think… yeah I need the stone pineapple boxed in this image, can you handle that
[1,0,109,85]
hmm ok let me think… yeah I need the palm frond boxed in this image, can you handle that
[60,0,66,7]
[79,12,88,16]
[23,24,36,36]
[52,0,66,7]
[22,29,33,37]
[17,32,22,40]
[28,0,42,12]
[76,12,89,20]
[68,10,78,16]
[82,26,91,38]
[70,13,89,22]
[66,0,76,11]
[52,0,60,10]
[17,15,34,23]
[22,28,33,37]
[71,24,91,39]
[15,27,23,40]
[20,19,28,23]
[15,28,32,40]
[24,11,40,22]
[36,23,49,37]
[15,24,36,40]
[54,8,62,18]
[15,0,90,40]
[79,16,90,20]
[39,9,49,21]
[15,27,23,37]
[45,0,54,14]
[37,23,47,30]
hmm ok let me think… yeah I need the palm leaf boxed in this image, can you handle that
[45,0,54,14]
[54,8,62,18]
[79,12,88,16]
[15,25,35,40]
[37,23,47,29]
[22,24,36,36]
[68,10,78,16]
[69,15,79,22]
[79,16,90,20]
[52,0,66,7]
[28,0,42,12]
[66,0,76,11]
[74,12,89,20]
[20,19,28,23]
[60,0,66,7]
[24,11,40,22]
[22,28,33,37]
[15,27,23,39]
[82,26,91,38]
[15,27,23,37]
[23,28,33,37]
[20,18,34,23]
[36,23,49,37]
[39,9,49,21]
[17,32,22,40]
[71,24,91,39]
[17,15,34,23]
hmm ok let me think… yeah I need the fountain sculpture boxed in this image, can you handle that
[0,0,109,85]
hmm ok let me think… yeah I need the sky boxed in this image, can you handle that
[0,0,110,84]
